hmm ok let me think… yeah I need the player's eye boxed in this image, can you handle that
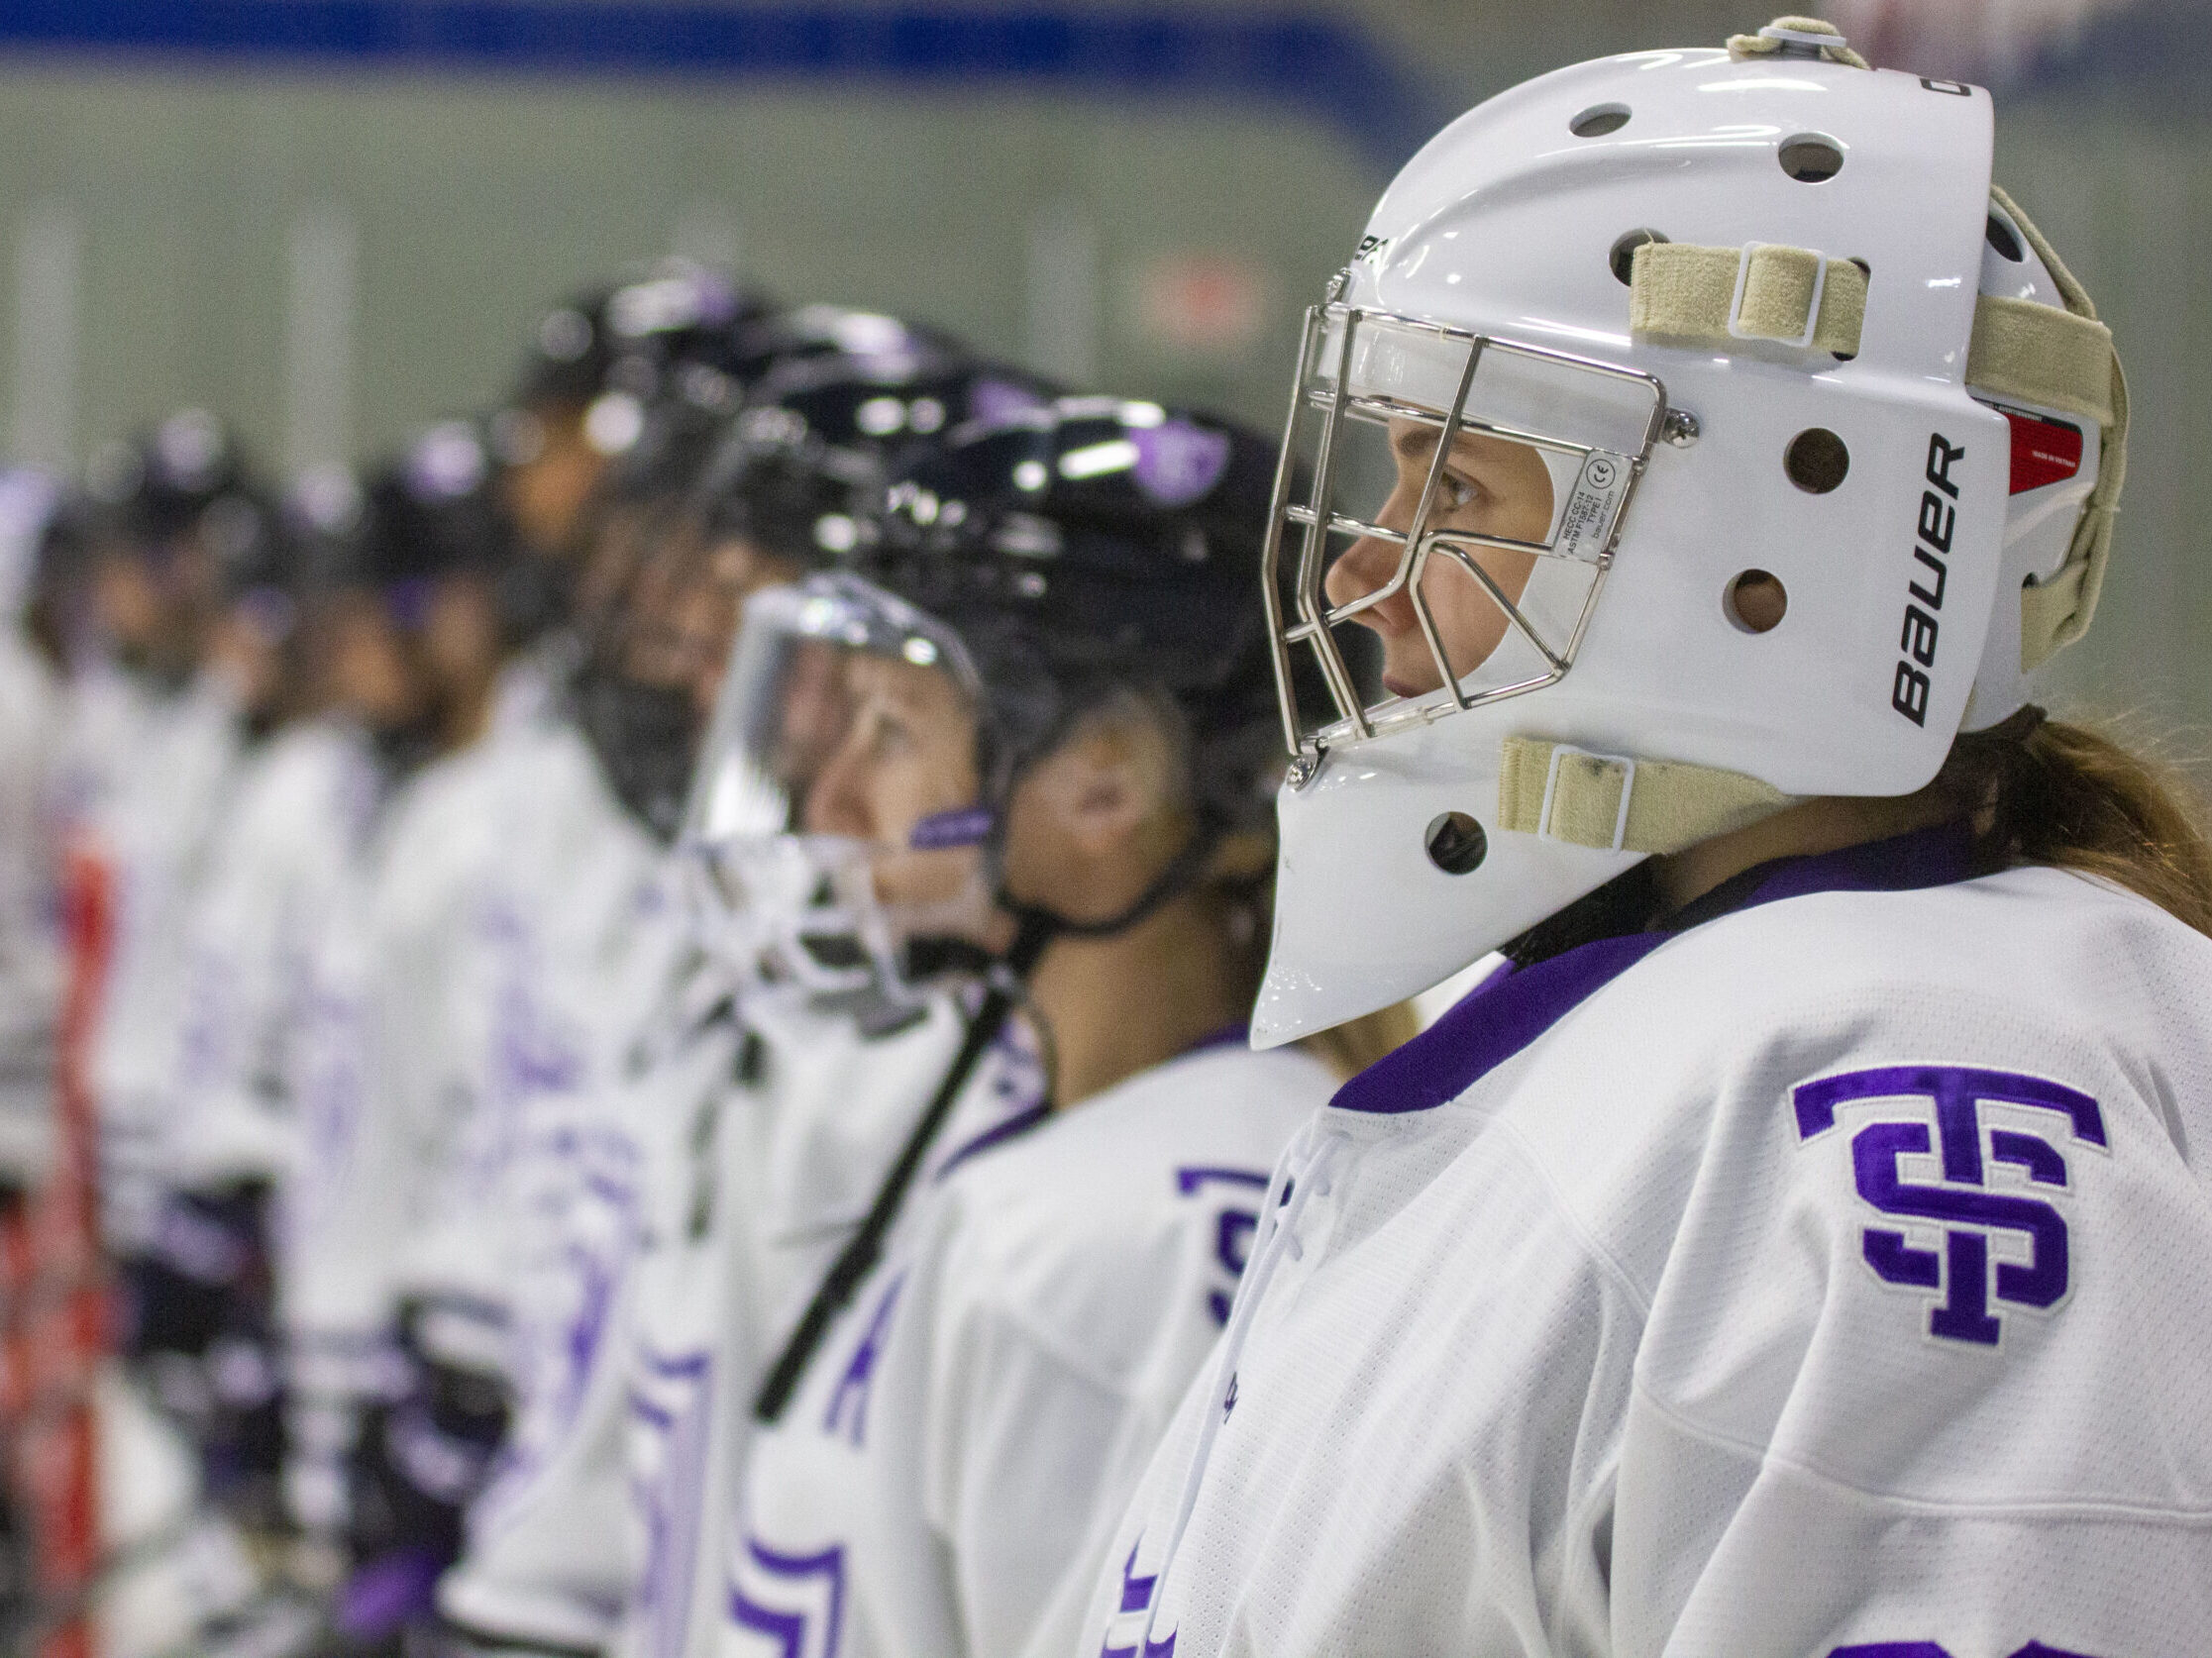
[1439,471,1483,513]
[863,706,915,761]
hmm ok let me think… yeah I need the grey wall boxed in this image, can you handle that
[0,65,1382,469]
[1997,98,2212,734]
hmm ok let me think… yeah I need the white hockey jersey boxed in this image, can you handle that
[309,653,576,1363]
[435,726,698,1651]
[51,665,243,1248]
[617,985,1046,1658]
[723,1037,1331,1658]
[276,754,414,1533]
[305,735,511,1346]
[163,717,384,1192]
[442,950,747,1654]
[1084,828,2212,1658]
[384,720,619,1352]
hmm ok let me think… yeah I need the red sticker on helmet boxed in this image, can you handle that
[2004,409,2084,495]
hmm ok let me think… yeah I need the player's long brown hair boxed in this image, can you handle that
[1945,708,2212,937]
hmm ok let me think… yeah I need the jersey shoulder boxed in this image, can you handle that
[1480,868,2212,1311]
[1573,872,2212,1517]
[928,1044,1331,1389]
[1528,865,2212,1123]
[1663,861,2212,1009]
[229,719,364,832]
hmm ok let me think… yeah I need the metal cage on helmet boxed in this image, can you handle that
[1262,292,1671,768]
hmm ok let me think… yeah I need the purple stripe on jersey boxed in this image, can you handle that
[1828,1647,1952,1658]
[934,1103,1052,1183]
[1184,1021,1251,1055]
[1331,824,1977,1115]
[932,1021,1248,1182]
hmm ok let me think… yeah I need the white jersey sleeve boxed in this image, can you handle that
[1084,863,2212,1658]
[285,744,504,1357]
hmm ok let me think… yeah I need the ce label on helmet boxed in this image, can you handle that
[1554,452,1633,564]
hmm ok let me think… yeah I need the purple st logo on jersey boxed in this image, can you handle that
[1175,1167,1270,1327]
[727,1535,846,1658]
[1793,1067,2105,1347]
[1098,1538,1177,1658]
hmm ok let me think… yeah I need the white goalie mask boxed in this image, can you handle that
[680,573,1001,1011]
[1254,17,2127,1046]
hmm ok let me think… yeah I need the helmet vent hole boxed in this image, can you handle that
[1778,136,1845,183]
[1986,212,2026,262]
[1570,103,1632,138]
[1423,811,1489,876]
[1609,229,1670,286]
[1725,570,1788,635]
[1784,428,1850,493]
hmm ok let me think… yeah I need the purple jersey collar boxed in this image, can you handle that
[1329,823,1978,1116]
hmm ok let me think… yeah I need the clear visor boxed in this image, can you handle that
[680,573,998,1000]
[1265,302,1667,757]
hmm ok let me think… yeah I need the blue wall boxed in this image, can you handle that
[0,2,1449,168]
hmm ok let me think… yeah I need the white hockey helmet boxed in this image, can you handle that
[1255,16,2127,1046]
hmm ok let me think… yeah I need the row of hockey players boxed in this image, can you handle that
[7,255,1406,1655]
[14,12,2212,1656]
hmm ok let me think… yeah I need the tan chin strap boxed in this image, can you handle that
[1630,242,1868,357]
[1978,185,2130,671]
[1726,16,1871,70]
[1497,738,1798,856]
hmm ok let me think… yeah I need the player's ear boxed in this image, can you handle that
[1015,720,1158,862]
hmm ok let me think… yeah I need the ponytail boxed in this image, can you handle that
[1945,709,2212,937]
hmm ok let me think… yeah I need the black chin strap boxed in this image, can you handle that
[752,907,1057,1424]
[751,809,1230,1424]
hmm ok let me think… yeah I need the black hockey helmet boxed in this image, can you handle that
[860,395,1285,830]
[697,344,1055,571]
[360,420,526,614]
[506,259,778,415]
[85,409,280,598]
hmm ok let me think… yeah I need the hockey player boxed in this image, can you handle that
[370,273,788,1430]
[426,379,755,1658]
[57,414,266,1251]
[277,423,546,1655]
[144,467,455,1552]
[53,411,275,1259]
[709,398,1342,1658]
[432,337,1054,1658]
[1082,18,2212,1657]
[609,350,1065,1658]
[494,261,777,571]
